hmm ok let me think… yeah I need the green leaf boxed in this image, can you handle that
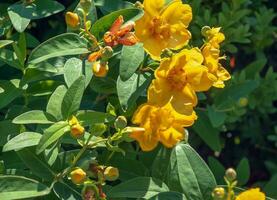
[7,3,33,32]
[0,49,22,70]
[208,157,225,184]
[46,85,67,121]
[107,177,169,199]
[120,43,144,81]
[53,181,82,200]
[214,80,259,110]
[0,120,20,146]
[28,33,89,64]
[244,58,267,79]
[28,0,64,19]
[76,110,115,126]
[91,8,143,40]
[62,75,86,119]
[36,121,70,154]
[264,174,277,199]
[0,40,13,48]
[64,58,83,87]
[13,110,56,124]
[236,157,250,186]
[207,105,227,128]
[95,0,133,14]
[192,110,222,152]
[0,175,51,200]
[16,148,56,180]
[117,72,152,111]
[149,192,188,200]
[167,143,216,200]
[3,132,41,152]
[151,146,171,182]
[90,76,117,94]
[0,79,22,109]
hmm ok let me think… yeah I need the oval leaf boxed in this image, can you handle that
[13,110,56,124]
[28,33,89,64]
[107,177,169,199]
[62,75,86,119]
[236,157,250,186]
[167,143,217,200]
[0,175,51,200]
[3,132,41,152]
[117,72,152,111]
[120,43,144,81]
[64,58,83,87]
[149,192,188,200]
[36,121,70,154]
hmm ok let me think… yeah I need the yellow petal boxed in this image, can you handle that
[130,129,159,151]
[159,126,184,148]
[236,188,265,200]
[148,79,172,106]
[143,0,165,16]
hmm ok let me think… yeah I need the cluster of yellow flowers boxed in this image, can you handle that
[130,0,231,151]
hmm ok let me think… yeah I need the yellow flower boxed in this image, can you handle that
[148,48,216,114]
[135,0,192,60]
[70,168,86,185]
[131,103,197,151]
[236,188,265,200]
[202,27,231,88]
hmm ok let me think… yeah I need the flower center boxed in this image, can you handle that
[150,17,171,40]
[167,67,187,90]
[150,108,174,133]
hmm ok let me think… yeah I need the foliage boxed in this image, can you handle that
[0,0,276,200]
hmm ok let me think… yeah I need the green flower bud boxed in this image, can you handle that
[101,46,114,60]
[212,187,225,200]
[238,97,248,107]
[114,116,127,130]
[201,26,211,37]
[91,123,107,136]
[225,168,237,182]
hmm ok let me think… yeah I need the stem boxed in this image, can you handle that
[82,11,98,46]
[56,134,105,180]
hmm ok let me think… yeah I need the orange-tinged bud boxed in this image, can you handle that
[71,123,85,138]
[118,32,138,46]
[88,51,102,62]
[92,61,109,77]
[109,15,124,33]
[70,168,86,184]
[104,166,119,181]
[65,12,79,28]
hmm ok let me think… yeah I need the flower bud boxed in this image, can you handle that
[65,12,79,28]
[101,46,113,60]
[70,168,86,184]
[104,166,119,181]
[238,97,248,107]
[71,123,85,138]
[92,61,109,77]
[212,187,225,200]
[114,116,127,130]
[80,0,92,14]
[91,123,106,136]
[69,116,79,126]
[225,168,237,182]
[201,26,211,37]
